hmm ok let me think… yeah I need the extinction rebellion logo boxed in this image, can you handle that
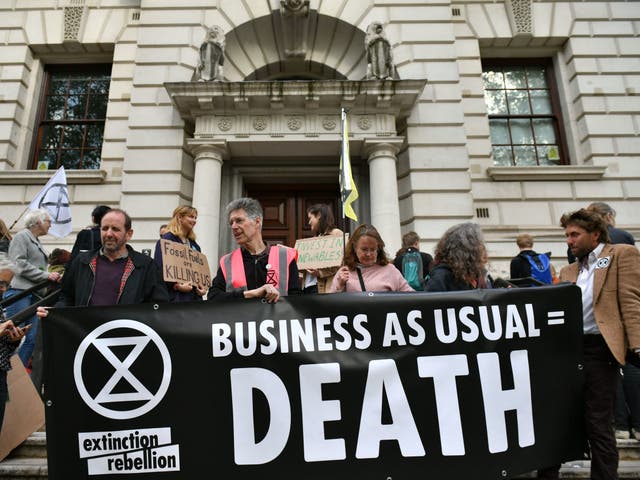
[74,320,180,475]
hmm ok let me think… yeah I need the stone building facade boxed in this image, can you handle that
[0,0,638,277]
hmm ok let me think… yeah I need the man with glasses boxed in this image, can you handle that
[207,197,301,302]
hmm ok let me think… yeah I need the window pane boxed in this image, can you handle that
[81,149,101,170]
[485,90,507,114]
[513,146,537,166]
[490,119,510,144]
[527,67,547,88]
[492,146,513,166]
[89,78,110,94]
[86,124,104,149]
[507,90,531,114]
[532,119,556,144]
[60,150,81,169]
[37,149,59,170]
[68,78,89,96]
[45,96,66,120]
[65,95,88,119]
[538,145,561,165]
[482,70,504,89]
[87,94,108,119]
[504,67,526,89]
[62,124,84,149]
[531,90,552,114]
[41,125,62,150]
[49,78,68,95]
[510,119,533,144]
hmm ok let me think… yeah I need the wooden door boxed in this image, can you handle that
[246,184,341,248]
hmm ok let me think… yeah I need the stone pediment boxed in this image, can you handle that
[164,79,426,157]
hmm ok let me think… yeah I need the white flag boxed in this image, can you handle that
[29,166,72,238]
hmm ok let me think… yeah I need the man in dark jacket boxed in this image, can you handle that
[39,209,168,311]
[510,233,550,281]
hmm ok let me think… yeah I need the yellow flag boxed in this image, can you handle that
[339,109,358,221]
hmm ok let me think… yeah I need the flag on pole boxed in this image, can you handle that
[29,166,72,238]
[339,108,358,221]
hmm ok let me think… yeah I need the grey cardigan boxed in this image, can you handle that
[7,229,50,290]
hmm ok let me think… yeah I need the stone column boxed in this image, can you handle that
[188,141,227,273]
[364,140,403,255]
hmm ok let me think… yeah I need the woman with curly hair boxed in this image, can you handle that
[330,224,413,293]
[154,205,207,302]
[425,222,491,291]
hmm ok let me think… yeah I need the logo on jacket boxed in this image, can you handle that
[596,257,610,269]
[74,320,172,420]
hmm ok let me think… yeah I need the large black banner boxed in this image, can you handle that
[43,285,586,479]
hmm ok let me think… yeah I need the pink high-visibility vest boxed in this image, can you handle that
[219,245,298,295]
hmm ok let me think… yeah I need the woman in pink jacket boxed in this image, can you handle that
[330,224,413,293]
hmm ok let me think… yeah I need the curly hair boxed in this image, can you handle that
[433,222,488,287]
[166,205,198,241]
[560,209,610,244]
[343,224,389,270]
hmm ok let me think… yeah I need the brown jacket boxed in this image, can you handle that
[560,243,640,365]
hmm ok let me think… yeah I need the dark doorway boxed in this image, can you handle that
[246,184,341,248]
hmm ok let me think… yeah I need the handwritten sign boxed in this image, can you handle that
[160,239,212,288]
[294,235,346,270]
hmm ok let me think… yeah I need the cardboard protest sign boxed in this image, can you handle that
[159,239,212,288]
[294,235,346,270]
[0,356,45,461]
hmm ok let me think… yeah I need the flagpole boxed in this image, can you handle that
[7,205,30,232]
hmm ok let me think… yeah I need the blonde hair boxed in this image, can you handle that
[516,234,533,249]
[166,206,198,241]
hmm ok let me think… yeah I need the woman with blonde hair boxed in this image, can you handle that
[154,205,206,302]
[330,224,413,293]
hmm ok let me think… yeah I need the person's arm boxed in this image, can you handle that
[8,234,49,283]
[207,266,245,301]
[144,259,170,303]
[618,247,640,350]
[287,260,302,295]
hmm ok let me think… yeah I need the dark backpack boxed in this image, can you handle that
[402,250,425,290]
[523,252,552,285]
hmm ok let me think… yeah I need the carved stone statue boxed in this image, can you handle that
[365,22,394,80]
[196,25,225,81]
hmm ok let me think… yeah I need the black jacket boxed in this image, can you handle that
[57,245,169,306]
[510,249,539,279]
[207,247,301,301]
[424,264,476,292]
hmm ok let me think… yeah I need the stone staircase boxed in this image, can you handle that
[1,434,640,479]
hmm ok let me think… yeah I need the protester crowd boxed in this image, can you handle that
[1,198,639,480]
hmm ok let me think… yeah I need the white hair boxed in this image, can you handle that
[24,208,50,229]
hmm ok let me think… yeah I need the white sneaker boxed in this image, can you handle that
[616,429,631,440]
[633,429,640,441]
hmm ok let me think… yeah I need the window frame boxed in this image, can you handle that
[481,58,570,167]
[30,63,111,171]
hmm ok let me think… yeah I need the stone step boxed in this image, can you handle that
[1,435,639,479]
[5,433,46,459]
[0,457,47,479]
